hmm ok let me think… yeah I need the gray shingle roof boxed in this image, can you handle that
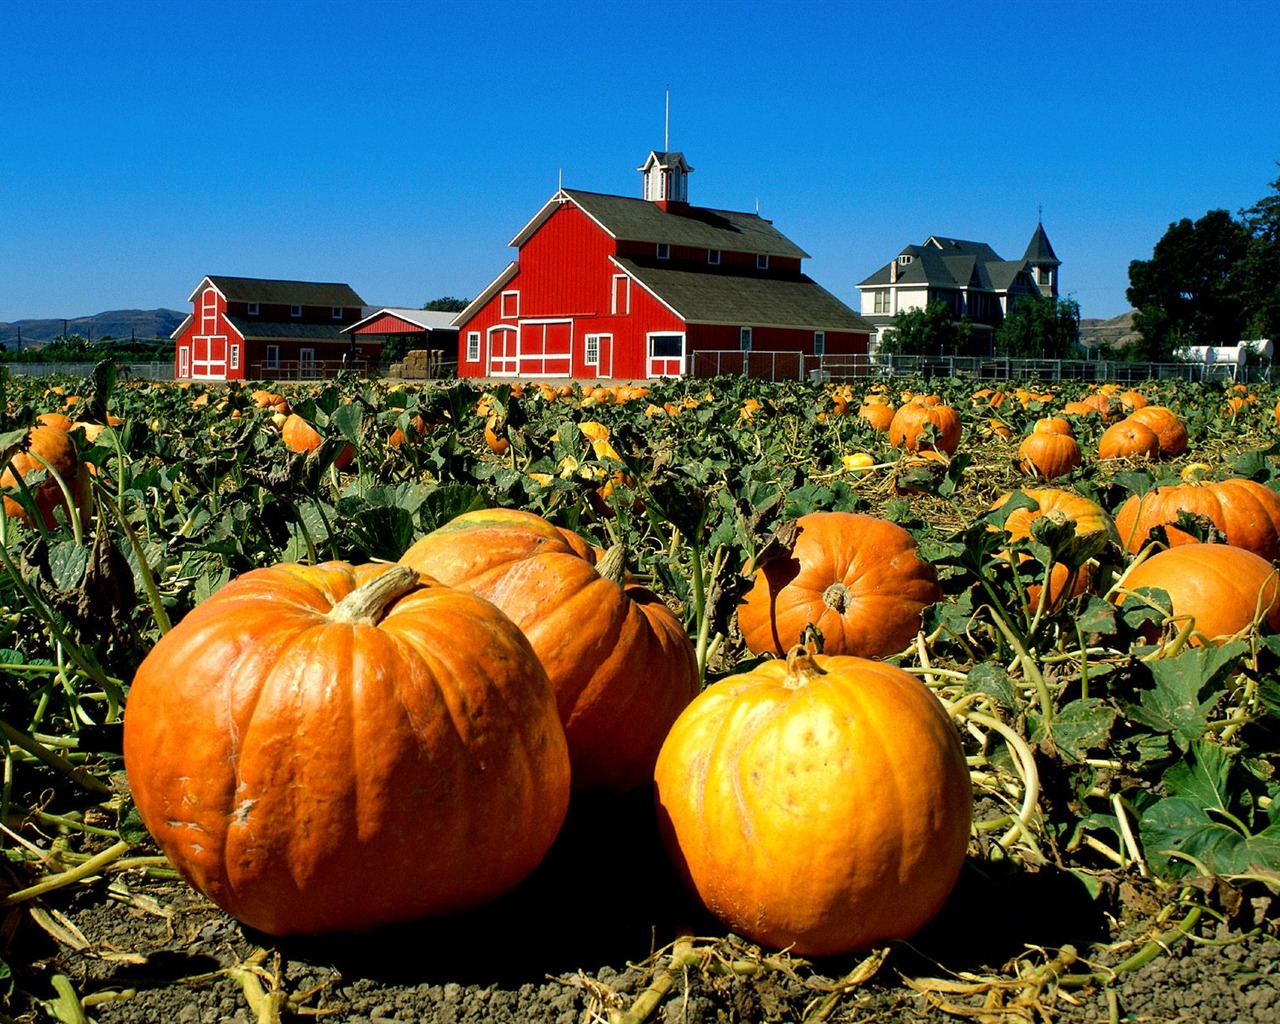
[559,190,809,258]
[224,317,354,343]
[1022,222,1060,265]
[206,276,365,307]
[615,259,872,332]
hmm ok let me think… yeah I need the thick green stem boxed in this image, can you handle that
[93,482,172,635]
[2,838,131,906]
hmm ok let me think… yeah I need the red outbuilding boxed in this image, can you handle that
[172,276,371,381]
[455,151,873,379]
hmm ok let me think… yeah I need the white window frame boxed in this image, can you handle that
[178,346,190,377]
[265,345,280,369]
[290,304,302,318]
[611,275,631,315]
[813,331,825,356]
[584,334,600,367]
[707,249,720,265]
[332,306,343,320]
[740,327,752,351]
[898,254,914,266]
[467,331,480,362]
[756,254,769,270]
[247,301,259,316]
[874,290,891,314]
[230,344,241,370]
[299,347,316,378]
[656,243,670,260]
[500,290,519,319]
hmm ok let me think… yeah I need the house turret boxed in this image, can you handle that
[638,150,692,210]
[1023,221,1060,300]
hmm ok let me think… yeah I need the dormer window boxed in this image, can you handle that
[247,302,259,316]
[756,254,769,270]
[707,249,720,265]
[656,243,670,260]
[332,306,343,320]
[290,304,302,318]
[898,254,914,266]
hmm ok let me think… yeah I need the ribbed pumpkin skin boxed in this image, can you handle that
[281,413,355,470]
[738,512,940,658]
[857,402,895,432]
[1,424,90,529]
[399,509,699,792]
[1115,479,1280,560]
[888,401,962,454]
[991,489,1117,607]
[1097,419,1161,460]
[1121,544,1280,644]
[1127,405,1188,457]
[654,653,972,956]
[123,562,571,936]
[1016,432,1081,479]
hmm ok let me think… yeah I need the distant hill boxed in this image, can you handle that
[0,309,185,351]
[1079,309,1140,351]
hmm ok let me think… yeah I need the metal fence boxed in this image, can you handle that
[1,361,174,381]
[687,350,1265,385]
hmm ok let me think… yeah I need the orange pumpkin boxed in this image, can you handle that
[1114,478,1280,560]
[738,511,940,658]
[281,413,355,470]
[250,389,289,415]
[1120,390,1149,412]
[399,509,699,791]
[857,401,895,432]
[1119,544,1280,645]
[123,562,571,935]
[1032,416,1074,437]
[1126,405,1188,457]
[1,424,91,530]
[653,646,972,955]
[888,400,962,454]
[1097,418,1161,460]
[991,488,1117,607]
[1016,431,1081,480]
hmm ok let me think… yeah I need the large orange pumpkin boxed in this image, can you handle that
[653,647,972,956]
[123,562,570,936]
[1114,478,1280,560]
[1126,405,1188,457]
[399,509,699,792]
[738,511,940,658]
[280,413,356,470]
[1015,431,1081,480]
[1119,544,1280,645]
[857,401,895,432]
[888,400,962,454]
[1,424,91,530]
[1097,419,1161,460]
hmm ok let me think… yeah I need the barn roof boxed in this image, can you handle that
[223,317,354,342]
[512,189,809,259]
[614,258,872,332]
[194,276,365,307]
[345,308,459,333]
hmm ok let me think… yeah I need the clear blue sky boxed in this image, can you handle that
[3,0,1278,324]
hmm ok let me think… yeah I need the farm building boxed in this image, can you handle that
[454,151,873,379]
[345,308,459,377]
[172,276,371,381]
[855,225,1060,352]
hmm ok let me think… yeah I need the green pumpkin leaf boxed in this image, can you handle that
[964,662,1018,709]
[1048,698,1118,763]
[1125,642,1247,750]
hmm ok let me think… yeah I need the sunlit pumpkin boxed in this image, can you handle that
[653,646,972,955]
[738,511,940,659]
[1126,405,1188,457]
[1097,418,1161,460]
[1016,431,1081,480]
[1114,478,1280,560]
[280,413,356,470]
[857,401,895,432]
[123,562,571,936]
[888,400,962,455]
[1119,543,1280,645]
[1,424,91,530]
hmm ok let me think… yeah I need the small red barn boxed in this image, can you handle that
[455,151,873,379]
[172,276,371,381]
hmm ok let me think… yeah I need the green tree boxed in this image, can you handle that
[1126,209,1252,358]
[1239,169,1280,342]
[878,301,976,356]
[423,296,470,312]
[994,294,1081,359]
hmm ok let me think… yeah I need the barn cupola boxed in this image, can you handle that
[639,150,692,210]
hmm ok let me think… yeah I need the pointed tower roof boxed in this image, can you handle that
[1023,222,1060,266]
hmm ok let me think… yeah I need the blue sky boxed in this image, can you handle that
[3,0,1278,324]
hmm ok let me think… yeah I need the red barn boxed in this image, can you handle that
[172,276,371,381]
[455,151,873,379]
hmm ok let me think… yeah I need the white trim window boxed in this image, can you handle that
[230,344,241,370]
[299,347,316,378]
[707,249,720,265]
[584,334,600,367]
[756,254,769,270]
[467,332,480,362]
[265,345,280,369]
[500,291,519,318]
[874,290,891,314]
[813,331,825,356]
[656,243,670,260]
[740,327,752,351]
[332,306,343,320]
[290,304,302,318]
[247,302,259,316]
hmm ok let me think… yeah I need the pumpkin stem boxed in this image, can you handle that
[596,543,628,585]
[822,582,851,614]
[329,566,421,626]
[783,644,826,688]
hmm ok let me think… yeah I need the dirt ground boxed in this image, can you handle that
[12,788,1280,1024]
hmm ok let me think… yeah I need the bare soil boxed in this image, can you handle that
[9,788,1280,1023]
